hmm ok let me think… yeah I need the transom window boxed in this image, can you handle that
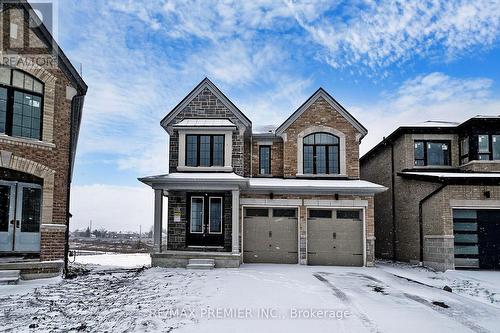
[414,141,450,166]
[0,66,44,140]
[478,134,500,161]
[259,145,271,175]
[186,134,224,167]
[303,133,339,174]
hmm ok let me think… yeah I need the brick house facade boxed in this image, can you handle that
[0,2,87,278]
[140,78,385,268]
[361,117,500,271]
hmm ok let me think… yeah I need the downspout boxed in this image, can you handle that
[418,182,447,264]
[390,142,396,261]
[64,93,85,278]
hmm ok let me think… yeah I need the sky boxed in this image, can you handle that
[51,0,500,232]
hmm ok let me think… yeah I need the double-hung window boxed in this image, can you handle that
[303,133,340,174]
[477,134,500,161]
[0,67,44,140]
[186,134,224,167]
[459,137,469,164]
[259,145,271,175]
[414,141,451,166]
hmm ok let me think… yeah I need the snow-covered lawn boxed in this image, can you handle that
[1,256,499,332]
[73,252,150,269]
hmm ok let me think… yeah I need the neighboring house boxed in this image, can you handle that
[360,117,500,271]
[0,2,87,279]
[139,78,385,268]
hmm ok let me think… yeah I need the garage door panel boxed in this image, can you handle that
[243,208,298,264]
[308,210,363,266]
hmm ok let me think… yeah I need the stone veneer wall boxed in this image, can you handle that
[251,138,284,177]
[167,87,251,177]
[423,236,454,271]
[167,191,232,252]
[281,97,361,179]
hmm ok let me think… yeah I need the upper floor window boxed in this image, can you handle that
[460,137,469,164]
[259,145,271,175]
[303,133,339,174]
[414,141,450,166]
[186,134,224,167]
[0,67,44,140]
[478,134,500,161]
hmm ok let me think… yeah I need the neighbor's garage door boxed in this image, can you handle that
[307,209,363,266]
[243,207,298,264]
[453,209,500,269]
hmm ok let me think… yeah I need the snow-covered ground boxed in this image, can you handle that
[73,252,150,269]
[1,256,499,332]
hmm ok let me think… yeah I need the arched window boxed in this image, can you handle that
[303,132,339,174]
[0,66,44,140]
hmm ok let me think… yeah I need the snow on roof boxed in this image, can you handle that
[173,118,236,127]
[248,178,386,193]
[403,120,460,128]
[140,172,245,182]
[401,172,500,178]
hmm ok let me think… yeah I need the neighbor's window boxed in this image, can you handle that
[460,137,469,165]
[414,141,450,166]
[185,134,224,167]
[477,134,500,161]
[303,133,339,174]
[0,67,44,140]
[259,145,271,175]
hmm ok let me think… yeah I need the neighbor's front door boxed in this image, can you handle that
[186,193,224,247]
[0,181,42,253]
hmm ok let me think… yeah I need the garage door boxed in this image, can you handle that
[243,207,298,264]
[453,209,500,269]
[307,209,363,266]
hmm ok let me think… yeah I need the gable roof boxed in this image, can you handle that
[275,88,368,138]
[160,78,252,129]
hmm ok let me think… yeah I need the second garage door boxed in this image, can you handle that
[243,207,298,264]
[307,209,364,266]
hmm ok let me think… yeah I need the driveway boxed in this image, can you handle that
[1,260,499,332]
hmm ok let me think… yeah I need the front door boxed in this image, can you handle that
[0,181,42,253]
[186,193,224,247]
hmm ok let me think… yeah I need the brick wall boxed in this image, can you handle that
[460,161,500,172]
[1,7,78,262]
[251,138,284,177]
[282,97,361,178]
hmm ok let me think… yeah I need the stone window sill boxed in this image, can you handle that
[296,173,348,178]
[0,134,55,149]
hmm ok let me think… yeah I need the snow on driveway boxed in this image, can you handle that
[1,261,499,332]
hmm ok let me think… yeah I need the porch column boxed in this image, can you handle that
[153,189,163,253]
[231,189,240,254]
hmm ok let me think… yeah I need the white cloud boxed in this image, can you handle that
[70,184,153,232]
[288,0,500,70]
[355,72,500,155]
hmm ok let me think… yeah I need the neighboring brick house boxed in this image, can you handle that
[360,117,500,271]
[139,78,385,268]
[0,2,87,278]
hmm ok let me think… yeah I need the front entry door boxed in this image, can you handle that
[0,181,42,253]
[186,193,224,247]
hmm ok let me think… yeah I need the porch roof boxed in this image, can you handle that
[138,172,248,190]
[247,178,387,194]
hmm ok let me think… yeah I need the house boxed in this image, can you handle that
[360,116,500,271]
[139,78,386,268]
[0,1,87,279]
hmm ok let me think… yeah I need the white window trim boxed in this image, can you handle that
[177,129,233,171]
[208,197,223,234]
[296,126,347,177]
[190,196,204,234]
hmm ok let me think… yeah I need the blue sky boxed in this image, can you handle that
[53,0,500,231]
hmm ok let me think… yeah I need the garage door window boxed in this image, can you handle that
[337,210,361,220]
[273,209,296,218]
[245,208,268,217]
[309,209,332,219]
